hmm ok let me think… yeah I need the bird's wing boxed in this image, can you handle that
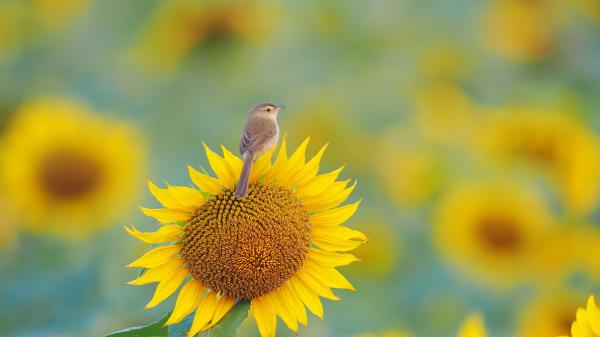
[239,118,277,155]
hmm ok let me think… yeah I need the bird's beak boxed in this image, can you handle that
[276,104,286,110]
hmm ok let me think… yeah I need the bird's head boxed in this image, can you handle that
[250,102,284,119]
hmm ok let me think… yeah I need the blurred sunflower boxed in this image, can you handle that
[561,295,600,337]
[126,138,365,337]
[483,0,566,61]
[410,82,476,147]
[480,110,600,216]
[130,0,279,72]
[376,126,445,209]
[31,0,90,30]
[434,181,555,287]
[518,289,584,337]
[0,98,145,238]
[457,313,488,337]
[0,199,17,248]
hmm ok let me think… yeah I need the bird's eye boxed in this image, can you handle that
[266,108,272,112]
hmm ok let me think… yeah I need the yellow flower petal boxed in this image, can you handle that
[188,165,222,195]
[250,147,275,183]
[166,184,206,209]
[188,291,220,337]
[205,295,236,330]
[280,282,308,326]
[204,143,235,189]
[276,137,310,188]
[289,276,323,319]
[303,259,355,291]
[145,267,188,309]
[296,268,339,301]
[265,137,288,184]
[312,225,367,242]
[221,145,243,178]
[148,180,187,210]
[302,180,357,211]
[290,143,328,188]
[127,258,182,285]
[253,295,277,337]
[575,308,595,337]
[266,290,298,332]
[587,296,600,335]
[124,224,182,244]
[295,165,345,197]
[127,245,180,268]
[307,248,360,267]
[310,201,361,227]
[140,207,190,223]
[165,280,206,326]
[311,234,364,252]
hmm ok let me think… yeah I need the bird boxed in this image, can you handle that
[234,102,283,197]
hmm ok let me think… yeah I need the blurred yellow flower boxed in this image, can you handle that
[483,0,565,61]
[376,127,444,209]
[417,43,473,82]
[434,181,556,287]
[571,0,600,19]
[518,290,583,337]
[129,0,279,72]
[480,110,600,216]
[126,139,365,337]
[0,98,145,238]
[457,313,488,337]
[354,331,411,337]
[32,0,90,30]
[350,219,398,278]
[560,295,600,337]
[411,82,476,147]
[0,199,17,248]
[0,2,28,54]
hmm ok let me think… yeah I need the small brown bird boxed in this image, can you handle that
[234,102,282,197]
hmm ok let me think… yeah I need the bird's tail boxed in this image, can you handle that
[235,152,253,197]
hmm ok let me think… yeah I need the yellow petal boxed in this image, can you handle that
[188,291,220,337]
[204,143,235,189]
[280,282,308,326]
[148,180,187,210]
[310,201,361,227]
[124,224,182,244]
[267,290,298,332]
[575,308,596,337]
[312,225,368,242]
[166,280,206,325]
[290,143,328,188]
[265,137,288,184]
[289,276,323,319]
[302,180,357,211]
[140,207,190,223]
[276,137,310,188]
[205,295,237,330]
[128,258,182,285]
[587,296,600,335]
[303,259,355,291]
[166,184,206,209]
[188,165,222,195]
[311,235,364,252]
[252,296,277,337]
[295,166,345,197]
[307,248,360,267]
[296,268,339,301]
[127,245,180,268]
[221,145,243,178]
[145,267,188,309]
[250,147,275,183]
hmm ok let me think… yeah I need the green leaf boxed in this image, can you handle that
[104,313,170,337]
[169,301,250,337]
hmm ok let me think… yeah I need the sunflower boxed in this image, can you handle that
[350,218,398,279]
[457,313,488,337]
[518,289,583,337]
[0,98,145,238]
[129,0,279,72]
[561,295,600,337]
[433,181,556,287]
[125,138,365,337]
[479,110,600,216]
[483,0,566,61]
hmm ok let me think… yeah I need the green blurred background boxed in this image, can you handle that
[1,0,600,336]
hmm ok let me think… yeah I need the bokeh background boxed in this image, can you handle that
[1,0,600,336]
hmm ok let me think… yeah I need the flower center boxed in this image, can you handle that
[180,183,311,300]
[38,150,103,200]
[476,216,523,253]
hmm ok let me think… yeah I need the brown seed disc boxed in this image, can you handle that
[38,149,103,200]
[180,183,311,300]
